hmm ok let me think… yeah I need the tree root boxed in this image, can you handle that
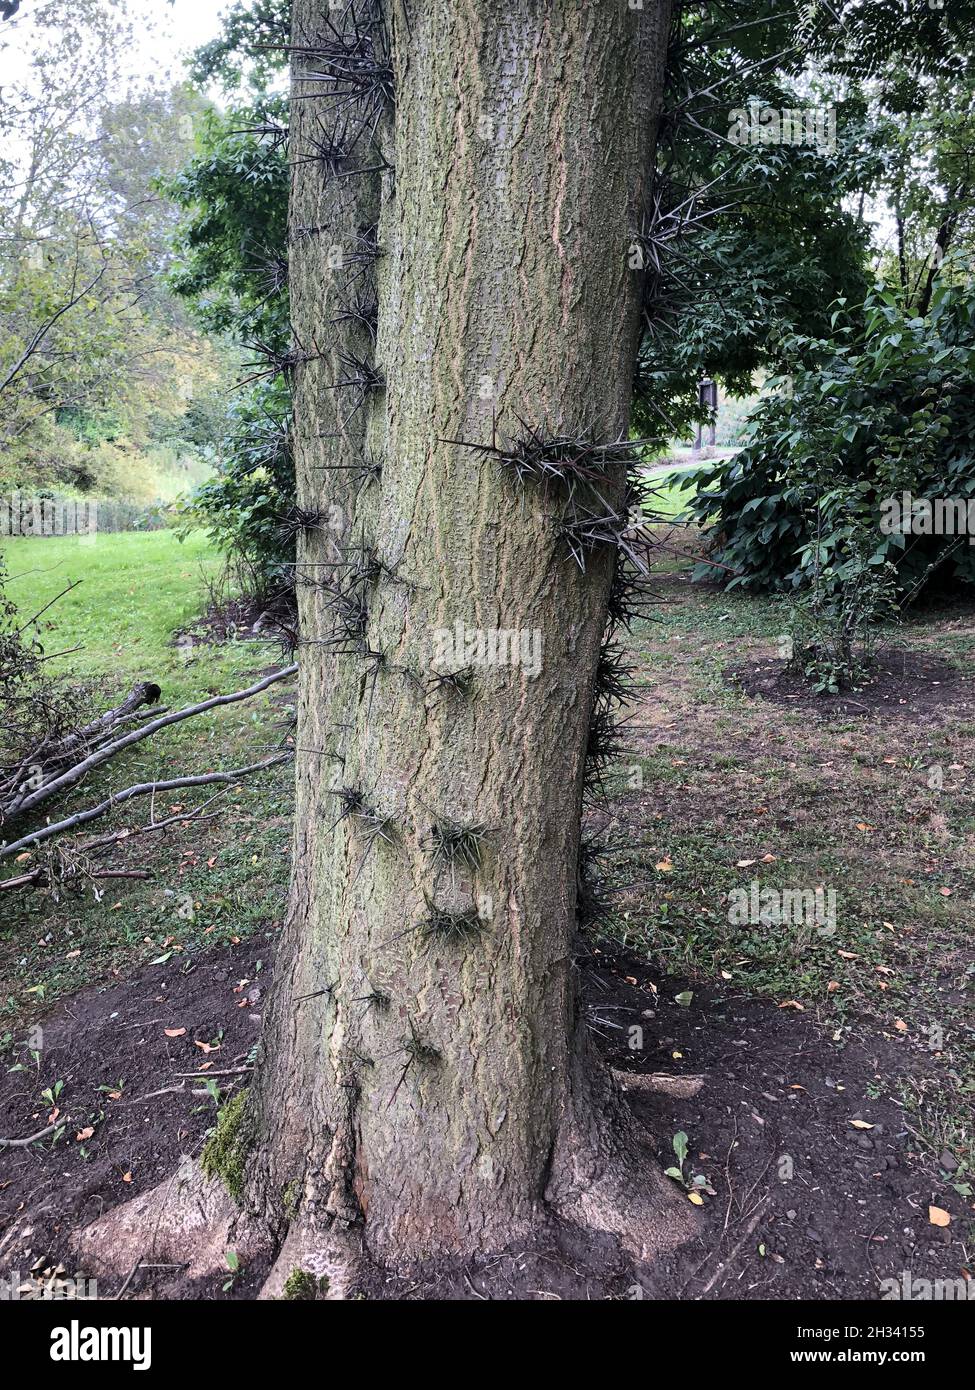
[547,1046,700,1265]
[548,1135,698,1264]
[257,1218,365,1300]
[74,1159,268,1286]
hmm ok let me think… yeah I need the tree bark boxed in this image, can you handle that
[248,0,689,1274]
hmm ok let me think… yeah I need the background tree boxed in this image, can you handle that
[0,0,227,498]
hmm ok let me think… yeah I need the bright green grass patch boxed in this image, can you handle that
[2,530,245,697]
[0,529,296,1024]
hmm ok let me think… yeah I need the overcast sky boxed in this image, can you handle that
[141,0,230,75]
[0,0,230,90]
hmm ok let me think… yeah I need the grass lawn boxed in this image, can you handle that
[5,530,242,697]
[0,530,294,1028]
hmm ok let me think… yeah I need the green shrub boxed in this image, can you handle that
[786,533,899,693]
[673,258,975,603]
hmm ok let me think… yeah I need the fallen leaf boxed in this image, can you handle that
[122,1171,133,1183]
[850,1120,874,1130]
[674,991,693,1007]
[75,1127,94,1142]
[687,1191,704,1206]
[894,1019,908,1032]
[655,858,673,872]
[66,949,81,959]
[163,1027,186,1038]
[760,853,777,863]
[928,1206,951,1227]
[837,950,858,960]
[827,980,840,993]
[194,1040,220,1053]
[939,887,953,897]
[736,858,757,868]
[778,999,804,1011]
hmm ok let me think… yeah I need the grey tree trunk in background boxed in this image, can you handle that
[248,0,689,1274]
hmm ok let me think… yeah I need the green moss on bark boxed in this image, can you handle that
[201,1088,253,1204]
[282,1268,329,1300]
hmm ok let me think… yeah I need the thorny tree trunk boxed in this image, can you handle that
[247,0,688,1274]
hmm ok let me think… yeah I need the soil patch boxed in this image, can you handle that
[0,940,273,1299]
[728,647,975,721]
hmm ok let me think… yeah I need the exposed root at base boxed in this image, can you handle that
[611,1068,705,1099]
[74,1159,268,1284]
[549,1149,697,1263]
[547,1049,701,1263]
[257,1219,365,1299]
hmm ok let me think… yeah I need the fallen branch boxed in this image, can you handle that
[5,664,296,823]
[0,867,152,891]
[0,802,223,892]
[0,753,290,860]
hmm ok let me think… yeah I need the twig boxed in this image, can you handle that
[173,1067,253,1079]
[7,664,297,822]
[0,1123,57,1149]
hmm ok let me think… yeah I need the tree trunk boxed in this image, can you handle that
[248,0,690,1276]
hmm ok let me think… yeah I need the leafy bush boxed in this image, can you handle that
[673,260,975,602]
[786,530,899,693]
[168,102,293,602]
[175,380,292,601]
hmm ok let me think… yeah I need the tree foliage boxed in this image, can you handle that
[167,4,293,595]
[0,0,229,498]
[675,259,975,599]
